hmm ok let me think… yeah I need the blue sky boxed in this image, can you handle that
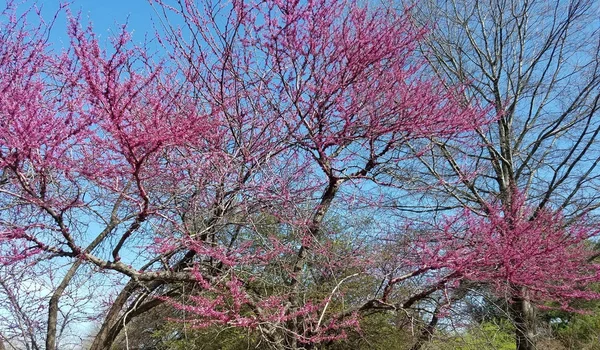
[29,0,159,46]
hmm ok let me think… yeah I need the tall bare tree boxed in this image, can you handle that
[405,0,600,349]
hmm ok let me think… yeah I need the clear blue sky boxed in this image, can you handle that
[30,0,158,46]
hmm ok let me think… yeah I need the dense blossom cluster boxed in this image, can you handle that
[405,193,600,308]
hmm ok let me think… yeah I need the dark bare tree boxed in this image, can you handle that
[404,0,600,349]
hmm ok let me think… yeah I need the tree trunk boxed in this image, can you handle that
[285,178,342,349]
[88,281,138,350]
[46,261,83,350]
[511,292,536,350]
[409,307,440,350]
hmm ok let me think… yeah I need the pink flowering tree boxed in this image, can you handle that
[411,194,600,308]
[3,0,599,349]
[367,191,600,350]
[0,0,487,349]
[394,0,600,349]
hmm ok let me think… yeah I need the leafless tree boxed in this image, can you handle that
[402,0,600,349]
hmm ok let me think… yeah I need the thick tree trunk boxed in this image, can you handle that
[89,249,198,350]
[511,292,536,350]
[409,307,440,350]
[88,281,138,350]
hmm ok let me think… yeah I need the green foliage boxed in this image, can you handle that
[429,321,515,350]
[541,282,600,349]
[152,323,259,350]
[549,306,600,350]
[327,313,413,350]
